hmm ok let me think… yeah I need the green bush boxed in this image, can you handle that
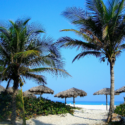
[0,92,12,121]
[0,93,75,121]
[114,103,125,116]
[23,97,74,119]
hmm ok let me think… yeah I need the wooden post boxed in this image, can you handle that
[40,93,42,98]
[65,98,66,104]
[73,97,75,107]
[106,94,108,110]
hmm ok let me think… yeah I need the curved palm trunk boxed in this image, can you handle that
[107,61,115,122]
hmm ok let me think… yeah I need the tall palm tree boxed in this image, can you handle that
[56,0,125,121]
[0,18,70,125]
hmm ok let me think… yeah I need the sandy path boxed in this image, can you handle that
[0,105,109,125]
[16,108,108,125]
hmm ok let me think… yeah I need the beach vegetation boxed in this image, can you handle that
[114,103,125,117]
[0,18,70,124]
[56,0,125,121]
[0,92,75,122]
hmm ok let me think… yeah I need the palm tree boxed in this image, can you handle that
[0,18,70,125]
[56,0,125,121]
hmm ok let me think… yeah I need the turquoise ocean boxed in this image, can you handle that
[53,101,124,105]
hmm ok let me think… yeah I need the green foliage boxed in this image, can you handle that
[0,92,12,121]
[114,103,125,116]
[24,97,74,119]
[57,0,125,63]
[0,93,75,121]
[16,90,23,110]
[0,18,70,87]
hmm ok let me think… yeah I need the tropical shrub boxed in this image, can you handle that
[23,97,74,119]
[0,92,12,121]
[0,93,75,121]
[114,104,125,116]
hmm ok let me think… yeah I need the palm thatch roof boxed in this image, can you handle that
[23,90,36,98]
[0,85,5,93]
[54,87,87,98]
[6,87,19,94]
[115,86,125,93]
[29,85,54,94]
[93,88,119,95]
[93,88,119,110]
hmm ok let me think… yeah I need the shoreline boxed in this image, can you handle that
[67,104,115,110]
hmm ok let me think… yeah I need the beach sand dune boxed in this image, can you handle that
[0,105,109,125]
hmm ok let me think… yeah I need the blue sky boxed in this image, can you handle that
[0,0,125,102]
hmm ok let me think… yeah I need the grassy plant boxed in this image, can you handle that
[0,93,75,121]
[114,103,125,116]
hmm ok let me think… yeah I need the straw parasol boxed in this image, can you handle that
[54,87,87,106]
[23,90,36,98]
[93,88,119,110]
[5,87,21,95]
[115,86,125,93]
[115,86,125,102]
[6,87,14,93]
[28,85,54,97]
[0,85,5,93]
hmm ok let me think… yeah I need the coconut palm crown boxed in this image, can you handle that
[0,18,70,124]
[56,0,125,121]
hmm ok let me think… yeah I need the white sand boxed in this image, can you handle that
[69,104,111,110]
[0,105,110,125]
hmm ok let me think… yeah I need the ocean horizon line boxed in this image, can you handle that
[52,100,124,105]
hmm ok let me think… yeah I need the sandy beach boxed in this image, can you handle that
[0,105,110,125]
[69,104,111,110]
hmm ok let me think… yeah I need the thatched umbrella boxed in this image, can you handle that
[28,85,54,97]
[23,90,36,98]
[6,87,19,94]
[0,85,5,93]
[93,88,119,110]
[54,87,87,106]
[115,86,125,93]
[115,86,125,102]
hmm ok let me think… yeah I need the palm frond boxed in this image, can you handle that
[28,67,71,77]
[62,7,85,23]
[0,27,10,39]
[102,25,108,40]
[0,60,5,66]
[61,29,94,43]
[19,66,30,74]
[0,66,4,72]
[0,43,9,58]
[14,50,40,59]
[119,44,125,50]
[72,51,102,62]
[22,72,47,84]
[57,37,99,50]
[80,28,102,43]
[23,18,31,25]
[34,30,44,34]
[27,55,62,68]
[113,0,125,28]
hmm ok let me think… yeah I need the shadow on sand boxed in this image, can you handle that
[73,114,107,123]
[0,119,53,125]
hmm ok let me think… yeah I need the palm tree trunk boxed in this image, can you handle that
[11,73,19,125]
[11,89,17,125]
[107,61,115,122]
